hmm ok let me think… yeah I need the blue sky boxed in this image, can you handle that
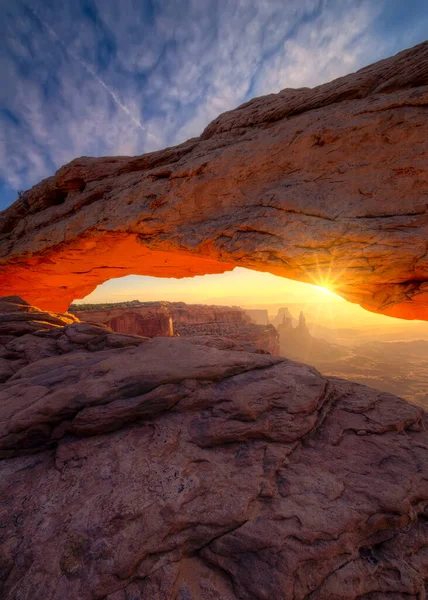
[1,0,427,211]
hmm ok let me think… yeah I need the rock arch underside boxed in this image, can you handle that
[0,42,428,318]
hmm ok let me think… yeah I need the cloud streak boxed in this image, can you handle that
[28,4,158,141]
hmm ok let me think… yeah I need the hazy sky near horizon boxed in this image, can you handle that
[2,0,428,313]
[74,267,342,305]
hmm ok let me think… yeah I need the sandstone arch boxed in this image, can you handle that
[0,42,427,317]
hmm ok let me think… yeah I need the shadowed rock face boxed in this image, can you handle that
[1,297,428,599]
[1,42,428,318]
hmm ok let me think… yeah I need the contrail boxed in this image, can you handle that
[28,6,159,142]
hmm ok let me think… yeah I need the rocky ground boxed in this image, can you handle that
[1,296,428,599]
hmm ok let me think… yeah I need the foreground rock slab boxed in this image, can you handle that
[1,42,428,318]
[1,298,428,599]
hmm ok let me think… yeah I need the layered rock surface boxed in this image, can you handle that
[71,301,280,355]
[1,42,428,318]
[0,296,146,385]
[1,297,428,599]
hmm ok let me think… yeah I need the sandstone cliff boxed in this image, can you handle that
[72,301,174,338]
[0,42,427,319]
[71,301,280,355]
[1,296,428,599]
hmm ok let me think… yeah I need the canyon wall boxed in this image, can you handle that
[71,301,280,355]
[71,302,174,338]
[0,42,427,319]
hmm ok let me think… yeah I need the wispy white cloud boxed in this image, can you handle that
[0,0,426,207]
[252,1,387,94]
[29,5,158,140]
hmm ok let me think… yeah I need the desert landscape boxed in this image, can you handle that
[1,3,428,598]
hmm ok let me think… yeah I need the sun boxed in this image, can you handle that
[300,257,346,300]
[311,284,337,296]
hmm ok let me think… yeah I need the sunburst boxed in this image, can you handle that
[301,257,348,301]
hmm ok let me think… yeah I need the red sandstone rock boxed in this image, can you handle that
[71,301,280,355]
[1,43,428,318]
[0,296,146,383]
[73,302,174,337]
[0,298,428,599]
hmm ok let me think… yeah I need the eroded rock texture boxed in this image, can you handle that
[1,297,428,599]
[1,42,428,318]
[71,301,280,355]
[73,301,175,338]
[0,296,146,384]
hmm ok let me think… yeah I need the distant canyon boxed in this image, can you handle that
[71,300,428,409]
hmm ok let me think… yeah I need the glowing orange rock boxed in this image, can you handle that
[0,42,427,317]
